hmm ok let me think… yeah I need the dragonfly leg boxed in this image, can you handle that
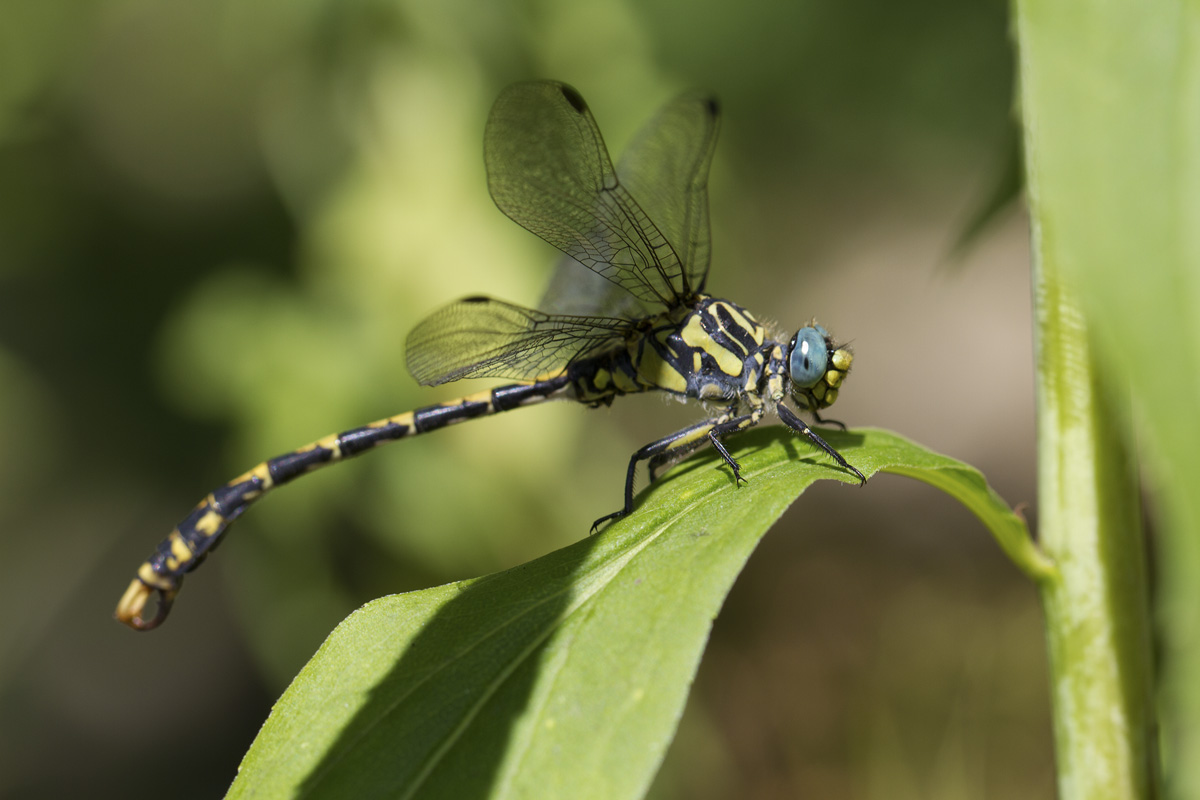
[644,412,753,483]
[777,403,865,484]
[648,443,702,483]
[810,408,848,431]
[592,413,756,531]
[707,428,747,485]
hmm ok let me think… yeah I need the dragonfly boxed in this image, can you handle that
[116,80,864,631]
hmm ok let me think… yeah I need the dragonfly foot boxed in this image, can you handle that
[590,510,626,533]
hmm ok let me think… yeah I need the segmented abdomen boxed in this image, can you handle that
[116,374,571,630]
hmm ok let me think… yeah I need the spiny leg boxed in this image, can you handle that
[648,437,709,483]
[706,424,750,485]
[592,413,757,531]
[777,403,865,484]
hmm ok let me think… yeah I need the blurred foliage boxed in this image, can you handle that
[0,0,1049,798]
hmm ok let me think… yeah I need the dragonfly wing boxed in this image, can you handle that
[618,91,720,296]
[537,252,654,320]
[405,296,631,385]
[486,81,690,311]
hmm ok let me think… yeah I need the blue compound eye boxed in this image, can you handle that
[789,327,829,389]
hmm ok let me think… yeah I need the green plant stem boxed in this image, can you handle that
[1029,242,1158,798]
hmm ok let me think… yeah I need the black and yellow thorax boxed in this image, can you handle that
[568,295,774,405]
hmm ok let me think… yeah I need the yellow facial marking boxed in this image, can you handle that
[824,387,839,405]
[832,349,852,371]
[824,369,844,388]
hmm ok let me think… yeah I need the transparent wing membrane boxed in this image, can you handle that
[538,253,652,320]
[618,91,720,296]
[405,296,632,385]
[485,82,719,314]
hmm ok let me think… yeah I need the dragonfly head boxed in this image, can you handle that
[787,325,852,411]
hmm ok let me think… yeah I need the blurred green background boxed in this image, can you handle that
[0,0,1052,797]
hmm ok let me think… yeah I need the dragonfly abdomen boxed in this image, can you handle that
[116,373,573,630]
[567,345,650,404]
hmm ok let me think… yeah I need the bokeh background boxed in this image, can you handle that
[0,0,1052,797]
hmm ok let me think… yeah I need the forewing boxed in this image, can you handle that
[619,91,720,295]
[486,81,689,310]
[405,296,631,385]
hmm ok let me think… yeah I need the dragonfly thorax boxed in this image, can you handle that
[565,295,773,405]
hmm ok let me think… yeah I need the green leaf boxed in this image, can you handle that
[226,428,1044,800]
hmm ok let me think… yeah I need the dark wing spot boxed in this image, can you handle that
[704,97,720,117]
[462,295,490,303]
